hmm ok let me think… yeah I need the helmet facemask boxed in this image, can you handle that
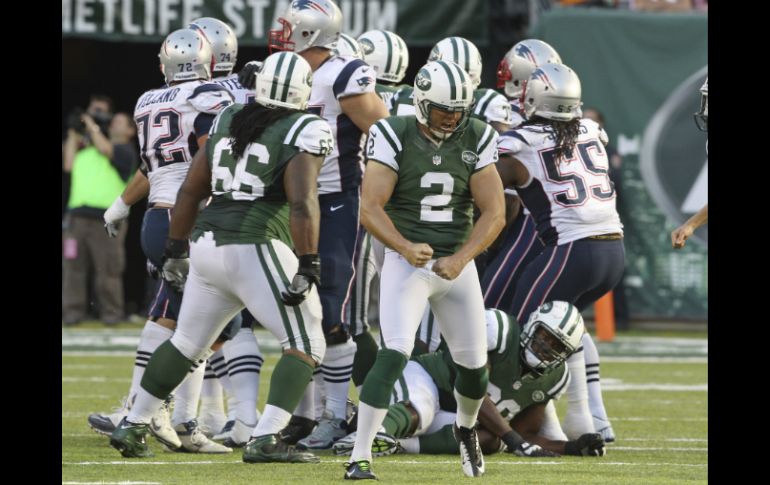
[521,323,572,375]
[268,18,296,53]
[693,83,708,132]
[417,100,473,142]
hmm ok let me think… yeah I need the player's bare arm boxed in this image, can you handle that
[496,153,531,188]
[284,152,323,256]
[120,169,150,205]
[340,92,390,134]
[433,165,504,280]
[360,161,433,267]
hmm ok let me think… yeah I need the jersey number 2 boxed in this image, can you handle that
[420,172,454,222]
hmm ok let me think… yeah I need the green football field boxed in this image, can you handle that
[62,328,707,484]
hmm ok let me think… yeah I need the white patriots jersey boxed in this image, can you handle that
[308,55,376,194]
[509,99,526,128]
[134,80,233,205]
[212,73,255,105]
[498,118,622,245]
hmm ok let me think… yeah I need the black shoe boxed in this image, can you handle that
[278,415,318,445]
[344,460,377,480]
[452,424,485,477]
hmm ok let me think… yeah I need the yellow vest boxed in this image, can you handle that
[67,146,128,210]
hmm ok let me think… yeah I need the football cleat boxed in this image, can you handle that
[242,434,320,463]
[453,424,485,477]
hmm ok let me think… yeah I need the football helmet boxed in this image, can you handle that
[268,0,342,54]
[497,39,561,100]
[520,301,584,375]
[357,30,409,84]
[254,51,314,110]
[158,28,213,84]
[428,37,482,89]
[522,63,582,121]
[693,77,707,132]
[189,17,238,75]
[413,60,475,141]
[334,33,364,59]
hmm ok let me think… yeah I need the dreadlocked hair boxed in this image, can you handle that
[229,103,299,160]
[524,116,582,163]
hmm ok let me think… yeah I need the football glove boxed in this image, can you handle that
[512,441,559,458]
[103,197,130,238]
[564,433,606,457]
[237,60,263,90]
[161,238,190,292]
[281,254,321,306]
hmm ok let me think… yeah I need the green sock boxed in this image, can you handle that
[352,331,379,387]
[418,424,459,454]
[266,353,314,412]
[454,363,489,400]
[359,349,407,409]
[140,340,195,399]
[381,402,415,438]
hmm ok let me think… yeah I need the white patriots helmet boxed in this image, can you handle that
[413,60,475,141]
[334,33,365,59]
[497,39,562,99]
[428,36,483,89]
[158,28,213,84]
[522,63,583,122]
[254,51,314,110]
[520,301,584,375]
[694,77,708,132]
[357,30,409,84]
[189,17,238,75]
[268,0,342,54]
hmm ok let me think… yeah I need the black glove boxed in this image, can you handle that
[237,60,263,90]
[161,238,190,292]
[564,433,606,457]
[281,254,321,306]
[511,441,559,458]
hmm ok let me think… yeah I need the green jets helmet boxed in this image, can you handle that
[428,36,483,89]
[334,33,365,59]
[254,51,313,110]
[357,30,409,84]
[413,60,475,141]
[520,301,584,375]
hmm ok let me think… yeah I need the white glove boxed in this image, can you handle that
[104,197,131,238]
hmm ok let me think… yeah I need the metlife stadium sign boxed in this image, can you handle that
[61,0,489,46]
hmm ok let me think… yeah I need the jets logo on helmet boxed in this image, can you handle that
[357,30,410,84]
[254,51,314,110]
[333,33,365,59]
[415,68,432,91]
[359,38,375,55]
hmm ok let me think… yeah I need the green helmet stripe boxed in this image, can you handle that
[341,34,357,54]
[393,35,403,78]
[384,31,394,74]
[270,52,287,101]
[450,37,459,66]
[449,61,467,101]
[461,38,470,74]
[558,304,573,330]
[280,53,298,102]
[494,310,505,352]
[437,61,457,101]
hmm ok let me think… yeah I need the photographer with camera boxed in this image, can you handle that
[62,94,138,326]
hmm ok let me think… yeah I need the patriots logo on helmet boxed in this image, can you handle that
[292,0,328,14]
[530,68,555,90]
[514,43,537,64]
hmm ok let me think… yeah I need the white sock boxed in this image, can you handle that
[582,333,610,422]
[539,400,568,441]
[350,402,389,463]
[399,437,420,454]
[129,320,173,404]
[294,378,316,420]
[453,389,483,429]
[208,351,237,422]
[562,348,595,439]
[171,361,205,426]
[199,358,226,423]
[321,338,356,420]
[223,328,264,426]
[126,387,164,425]
[252,404,291,437]
[313,368,325,420]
